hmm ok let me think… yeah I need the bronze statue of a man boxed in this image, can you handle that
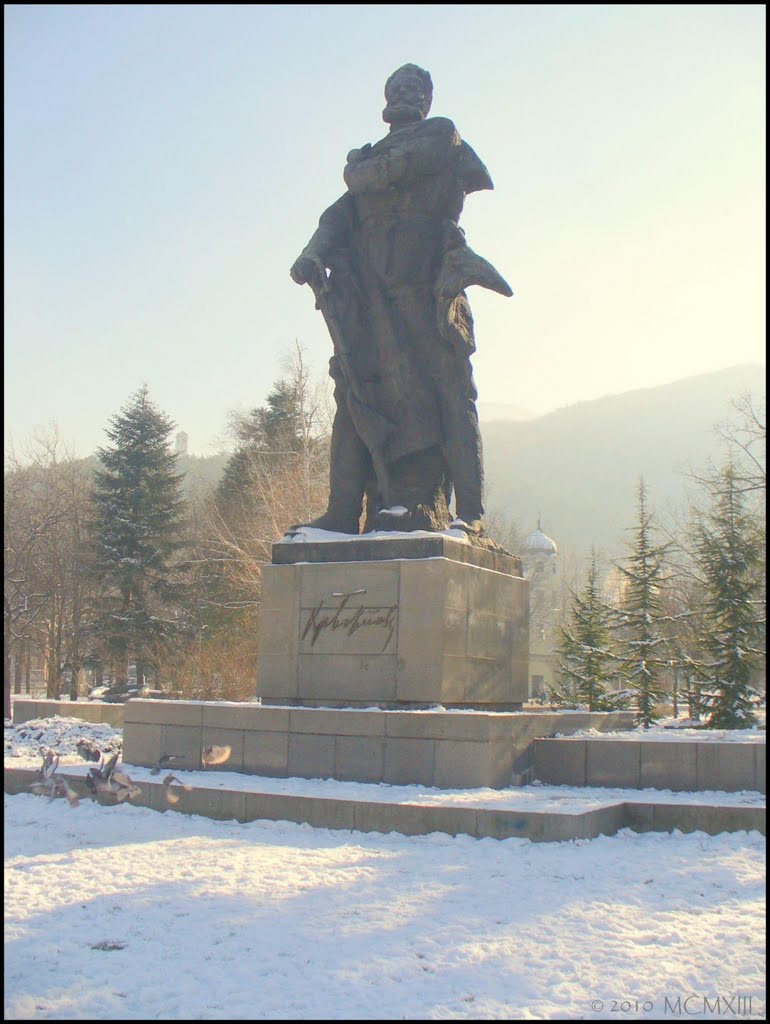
[290,63,511,536]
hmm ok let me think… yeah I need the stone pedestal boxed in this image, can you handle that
[256,534,529,709]
[121,700,636,790]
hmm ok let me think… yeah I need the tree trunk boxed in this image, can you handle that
[3,641,11,720]
[46,620,61,700]
[13,650,22,694]
[70,664,80,701]
[672,667,678,719]
[23,639,31,694]
[114,648,128,689]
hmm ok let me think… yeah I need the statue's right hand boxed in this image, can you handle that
[290,254,326,287]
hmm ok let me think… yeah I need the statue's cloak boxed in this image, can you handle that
[309,117,505,472]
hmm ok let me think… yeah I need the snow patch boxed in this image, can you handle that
[281,526,470,544]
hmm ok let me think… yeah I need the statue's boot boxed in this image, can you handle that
[287,401,373,536]
[450,517,486,537]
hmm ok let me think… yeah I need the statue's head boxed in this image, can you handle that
[383,64,433,125]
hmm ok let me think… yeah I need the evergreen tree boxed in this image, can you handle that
[552,550,626,711]
[615,480,672,728]
[692,463,763,728]
[191,352,331,700]
[216,376,308,515]
[90,385,188,695]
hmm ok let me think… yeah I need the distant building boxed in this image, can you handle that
[175,431,189,456]
[601,564,629,609]
[520,520,559,701]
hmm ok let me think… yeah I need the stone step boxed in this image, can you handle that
[5,766,764,842]
[533,736,765,794]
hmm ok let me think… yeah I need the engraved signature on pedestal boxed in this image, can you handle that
[301,591,397,652]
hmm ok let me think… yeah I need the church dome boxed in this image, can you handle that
[521,523,558,557]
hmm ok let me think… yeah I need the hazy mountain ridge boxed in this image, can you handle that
[477,401,537,422]
[482,364,765,556]
[72,365,762,557]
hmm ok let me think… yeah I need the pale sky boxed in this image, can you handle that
[4,5,765,456]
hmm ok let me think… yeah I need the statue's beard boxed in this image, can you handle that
[382,101,425,125]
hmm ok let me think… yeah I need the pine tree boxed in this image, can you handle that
[190,351,331,700]
[615,480,672,728]
[90,385,188,696]
[692,463,763,728]
[216,376,308,515]
[553,549,626,711]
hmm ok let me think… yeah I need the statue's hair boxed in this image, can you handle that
[384,64,433,102]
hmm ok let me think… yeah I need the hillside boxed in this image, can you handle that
[176,452,229,494]
[481,364,765,557]
[128,364,763,557]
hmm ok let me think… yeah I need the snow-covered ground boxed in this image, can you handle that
[4,794,766,1021]
[558,723,766,743]
[5,716,123,762]
[280,524,471,544]
[4,716,766,1019]
[5,718,765,812]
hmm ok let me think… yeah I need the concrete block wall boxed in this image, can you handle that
[122,701,636,790]
[12,699,125,728]
[533,737,765,794]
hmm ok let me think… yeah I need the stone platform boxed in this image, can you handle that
[272,532,522,575]
[121,699,635,789]
[5,765,765,841]
[533,736,766,794]
[257,535,529,709]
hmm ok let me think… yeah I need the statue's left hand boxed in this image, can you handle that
[290,254,327,287]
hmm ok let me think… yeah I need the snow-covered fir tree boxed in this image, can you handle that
[90,385,188,694]
[552,549,626,711]
[692,463,763,728]
[615,480,672,728]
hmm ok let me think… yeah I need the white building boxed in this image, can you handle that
[520,520,559,701]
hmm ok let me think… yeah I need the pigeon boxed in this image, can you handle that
[201,744,231,767]
[150,753,183,776]
[52,776,81,808]
[30,748,60,798]
[76,737,104,763]
[41,748,60,779]
[30,749,79,807]
[161,773,193,805]
[84,756,115,798]
[110,769,142,803]
[85,752,141,803]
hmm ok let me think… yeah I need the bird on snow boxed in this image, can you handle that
[110,768,142,803]
[52,776,81,808]
[85,752,141,803]
[161,773,193,804]
[30,748,60,797]
[76,737,104,763]
[84,751,119,796]
[40,748,59,778]
[30,749,80,807]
